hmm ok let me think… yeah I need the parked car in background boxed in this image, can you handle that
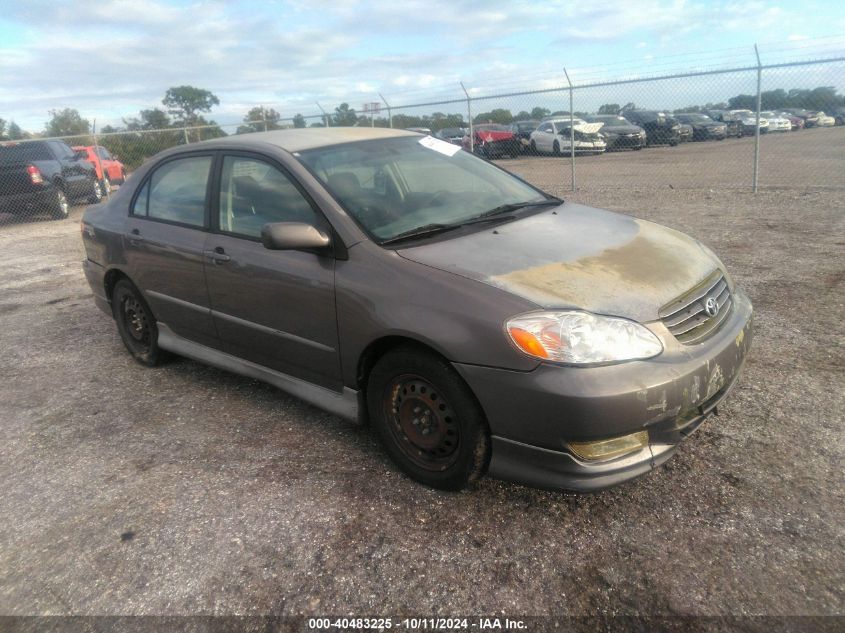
[463,124,521,159]
[0,140,103,220]
[704,110,744,137]
[730,110,769,135]
[529,119,606,155]
[434,127,466,145]
[509,120,540,153]
[775,111,805,130]
[832,108,845,126]
[73,145,128,192]
[80,127,753,492]
[621,110,681,146]
[673,113,728,141]
[807,111,835,127]
[759,112,791,133]
[677,123,694,143]
[582,115,646,150]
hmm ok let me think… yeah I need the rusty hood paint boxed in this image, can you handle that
[397,203,723,323]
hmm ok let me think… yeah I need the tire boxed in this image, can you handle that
[529,140,537,155]
[49,187,69,220]
[552,140,560,155]
[88,178,104,204]
[117,170,126,185]
[111,279,169,367]
[367,347,490,491]
[101,176,111,195]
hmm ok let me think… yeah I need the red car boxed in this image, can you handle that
[462,124,521,159]
[72,145,127,190]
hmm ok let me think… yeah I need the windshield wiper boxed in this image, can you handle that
[380,198,562,246]
[471,198,561,221]
[380,223,462,245]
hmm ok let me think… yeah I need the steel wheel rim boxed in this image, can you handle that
[384,374,460,471]
[123,296,151,347]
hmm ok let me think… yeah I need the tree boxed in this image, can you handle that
[293,113,307,128]
[531,107,551,119]
[162,86,220,126]
[598,103,621,114]
[7,121,24,139]
[45,108,91,137]
[0,118,6,139]
[239,106,282,133]
[332,103,358,127]
[473,108,513,124]
[727,94,756,110]
[124,108,171,131]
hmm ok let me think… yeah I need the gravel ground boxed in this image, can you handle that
[0,131,843,622]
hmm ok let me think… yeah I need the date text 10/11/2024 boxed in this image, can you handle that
[307,617,527,630]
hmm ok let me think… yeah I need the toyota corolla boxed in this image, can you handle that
[81,128,753,492]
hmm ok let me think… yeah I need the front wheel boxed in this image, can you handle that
[112,279,169,366]
[529,140,537,155]
[101,176,111,195]
[552,140,560,155]
[367,348,489,490]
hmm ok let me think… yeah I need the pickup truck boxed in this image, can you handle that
[0,139,103,220]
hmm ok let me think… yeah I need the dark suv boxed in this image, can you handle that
[621,110,681,146]
[0,140,103,220]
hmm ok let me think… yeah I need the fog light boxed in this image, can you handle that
[567,431,649,461]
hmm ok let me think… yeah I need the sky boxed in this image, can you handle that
[1,0,845,132]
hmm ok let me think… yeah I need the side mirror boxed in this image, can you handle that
[261,222,331,252]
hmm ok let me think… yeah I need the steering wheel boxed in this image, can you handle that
[423,189,451,208]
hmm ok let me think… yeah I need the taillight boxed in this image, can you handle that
[27,164,44,184]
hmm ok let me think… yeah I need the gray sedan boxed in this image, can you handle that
[81,128,752,492]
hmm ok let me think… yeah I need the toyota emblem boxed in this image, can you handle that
[704,297,719,317]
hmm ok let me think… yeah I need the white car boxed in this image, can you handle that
[760,111,791,132]
[730,110,769,135]
[529,119,607,155]
[811,111,836,127]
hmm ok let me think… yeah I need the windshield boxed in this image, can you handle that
[0,142,52,163]
[588,116,629,125]
[297,136,551,243]
[680,114,713,123]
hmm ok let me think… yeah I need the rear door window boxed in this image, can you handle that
[146,156,212,227]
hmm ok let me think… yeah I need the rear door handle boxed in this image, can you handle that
[128,228,144,246]
[205,247,231,264]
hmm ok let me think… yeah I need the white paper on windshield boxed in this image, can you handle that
[418,135,461,157]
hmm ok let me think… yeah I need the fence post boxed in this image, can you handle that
[564,68,575,192]
[183,127,190,144]
[316,102,330,127]
[379,93,392,128]
[753,44,762,193]
[460,82,473,153]
[262,108,268,132]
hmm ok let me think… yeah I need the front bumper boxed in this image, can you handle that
[454,289,753,492]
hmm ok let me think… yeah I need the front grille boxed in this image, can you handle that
[659,270,732,345]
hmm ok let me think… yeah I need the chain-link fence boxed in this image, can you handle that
[2,56,844,223]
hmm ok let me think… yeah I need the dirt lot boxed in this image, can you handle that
[0,130,843,622]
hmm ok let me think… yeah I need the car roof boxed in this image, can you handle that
[198,127,419,153]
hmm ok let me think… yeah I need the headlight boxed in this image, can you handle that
[506,311,663,365]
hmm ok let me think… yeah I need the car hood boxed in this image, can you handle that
[555,122,604,135]
[397,203,722,323]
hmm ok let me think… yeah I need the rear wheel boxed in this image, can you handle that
[367,347,489,490]
[112,279,169,366]
[49,188,69,220]
[530,140,537,154]
[552,140,560,155]
[88,179,103,203]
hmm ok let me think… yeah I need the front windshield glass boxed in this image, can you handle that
[297,136,550,242]
[589,116,629,125]
[682,114,713,123]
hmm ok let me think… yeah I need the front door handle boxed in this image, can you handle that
[128,228,144,246]
[205,247,231,264]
